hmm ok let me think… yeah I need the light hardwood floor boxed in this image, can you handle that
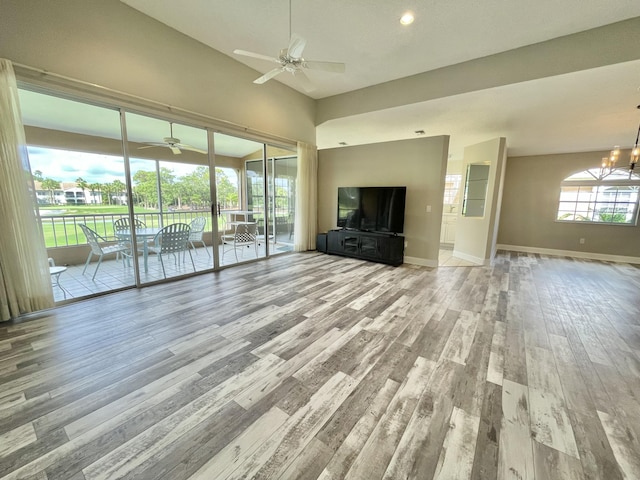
[1,251,640,479]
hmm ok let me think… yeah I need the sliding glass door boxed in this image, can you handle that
[269,146,297,254]
[19,88,135,301]
[245,146,298,257]
[17,84,299,306]
[215,133,266,266]
[125,112,213,283]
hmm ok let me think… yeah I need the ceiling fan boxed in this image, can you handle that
[233,1,345,92]
[138,123,206,155]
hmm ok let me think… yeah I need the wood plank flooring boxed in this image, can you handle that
[1,251,640,479]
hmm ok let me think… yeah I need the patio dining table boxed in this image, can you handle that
[115,227,161,273]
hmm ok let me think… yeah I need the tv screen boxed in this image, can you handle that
[337,186,406,233]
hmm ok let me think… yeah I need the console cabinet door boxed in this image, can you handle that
[387,236,404,265]
[327,230,342,253]
[342,235,360,255]
[359,235,379,258]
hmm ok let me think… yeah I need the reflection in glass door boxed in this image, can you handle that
[125,112,213,282]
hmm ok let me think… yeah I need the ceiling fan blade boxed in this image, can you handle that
[303,60,346,73]
[138,143,165,150]
[233,49,280,63]
[254,67,285,84]
[177,144,208,155]
[169,146,182,155]
[288,33,306,59]
[293,69,316,92]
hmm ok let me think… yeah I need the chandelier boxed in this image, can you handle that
[630,105,640,175]
[600,105,640,179]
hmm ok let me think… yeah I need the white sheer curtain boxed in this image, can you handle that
[0,59,53,321]
[293,141,318,251]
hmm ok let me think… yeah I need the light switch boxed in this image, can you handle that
[426,205,432,213]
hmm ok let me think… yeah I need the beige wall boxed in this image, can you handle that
[318,136,449,265]
[1,0,316,145]
[498,150,640,258]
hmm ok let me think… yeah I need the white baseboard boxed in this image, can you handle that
[497,244,640,265]
[404,256,439,268]
[452,250,489,266]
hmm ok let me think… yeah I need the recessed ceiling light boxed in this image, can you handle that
[400,12,414,25]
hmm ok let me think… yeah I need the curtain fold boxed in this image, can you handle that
[0,59,53,321]
[293,141,318,251]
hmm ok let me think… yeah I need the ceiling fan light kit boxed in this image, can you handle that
[603,104,640,178]
[628,105,640,175]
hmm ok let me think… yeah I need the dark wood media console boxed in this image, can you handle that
[326,229,404,266]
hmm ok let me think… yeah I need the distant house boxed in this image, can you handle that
[33,181,102,205]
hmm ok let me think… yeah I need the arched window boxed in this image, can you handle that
[557,168,640,224]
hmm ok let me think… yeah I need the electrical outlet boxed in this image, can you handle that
[579,238,585,244]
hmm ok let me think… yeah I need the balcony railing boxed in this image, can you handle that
[39,210,213,248]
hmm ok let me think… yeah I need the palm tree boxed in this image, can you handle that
[89,183,102,204]
[76,177,89,204]
[41,178,61,204]
[111,179,126,205]
[102,183,114,205]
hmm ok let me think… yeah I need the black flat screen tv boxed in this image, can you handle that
[337,186,407,234]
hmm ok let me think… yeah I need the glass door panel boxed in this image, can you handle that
[268,146,297,255]
[19,88,134,302]
[215,132,266,266]
[125,112,212,282]
[246,157,271,257]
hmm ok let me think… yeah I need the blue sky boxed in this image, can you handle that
[27,146,203,184]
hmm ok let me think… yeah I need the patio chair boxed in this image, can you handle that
[222,222,258,262]
[48,258,69,299]
[79,224,130,280]
[113,217,146,233]
[148,223,195,278]
[113,217,147,260]
[255,217,274,247]
[187,216,210,257]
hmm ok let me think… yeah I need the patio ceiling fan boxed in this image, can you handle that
[233,0,345,92]
[138,123,206,155]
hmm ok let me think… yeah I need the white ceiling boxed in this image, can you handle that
[118,0,640,160]
[120,0,640,100]
[318,60,640,158]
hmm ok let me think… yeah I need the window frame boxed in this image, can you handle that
[556,168,640,226]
